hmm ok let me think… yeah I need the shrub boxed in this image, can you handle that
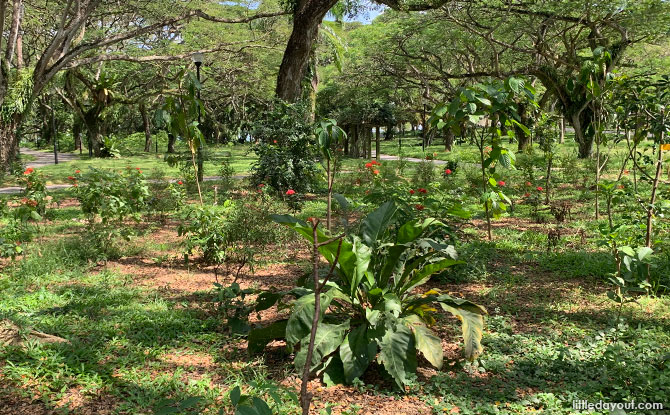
[18,167,49,218]
[413,160,437,188]
[250,202,487,389]
[178,193,290,271]
[146,169,186,220]
[72,167,149,261]
[250,100,319,193]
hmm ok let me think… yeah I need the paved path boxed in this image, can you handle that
[21,147,80,168]
[372,151,448,165]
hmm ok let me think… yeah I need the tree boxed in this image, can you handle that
[0,0,286,169]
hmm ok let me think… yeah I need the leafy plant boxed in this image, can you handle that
[250,202,487,389]
[250,100,319,193]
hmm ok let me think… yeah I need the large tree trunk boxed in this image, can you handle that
[167,133,176,153]
[0,120,19,169]
[568,107,595,158]
[515,102,531,152]
[275,0,338,102]
[73,117,82,151]
[83,107,107,157]
[444,128,454,151]
[140,102,152,152]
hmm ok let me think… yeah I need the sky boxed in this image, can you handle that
[220,0,385,25]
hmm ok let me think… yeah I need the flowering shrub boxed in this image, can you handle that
[73,167,149,224]
[17,167,48,218]
[146,169,186,221]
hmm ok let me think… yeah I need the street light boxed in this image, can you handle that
[192,52,204,182]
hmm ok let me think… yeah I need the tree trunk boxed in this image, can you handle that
[568,107,595,158]
[275,0,337,102]
[444,128,454,151]
[140,102,152,152]
[167,133,176,153]
[515,102,531,152]
[375,125,380,161]
[73,117,82,152]
[82,107,109,157]
[559,117,565,144]
[0,120,19,169]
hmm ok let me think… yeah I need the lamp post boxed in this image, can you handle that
[192,52,204,182]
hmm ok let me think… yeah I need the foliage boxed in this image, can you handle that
[71,167,149,261]
[178,194,290,267]
[146,169,186,221]
[17,167,49,218]
[251,202,487,388]
[250,100,319,193]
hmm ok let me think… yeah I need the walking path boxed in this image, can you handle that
[372,151,448,165]
[20,147,79,167]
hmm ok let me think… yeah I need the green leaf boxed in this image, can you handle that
[248,320,288,354]
[230,386,241,406]
[339,325,377,383]
[397,218,444,244]
[400,258,464,294]
[294,321,350,372]
[286,290,334,346]
[360,201,397,248]
[378,324,417,388]
[437,295,487,360]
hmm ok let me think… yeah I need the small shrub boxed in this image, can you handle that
[250,100,319,193]
[413,160,436,188]
[146,169,186,221]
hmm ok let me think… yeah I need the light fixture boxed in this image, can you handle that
[192,52,204,66]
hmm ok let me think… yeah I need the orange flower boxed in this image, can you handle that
[23,167,34,175]
[373,169,379,175]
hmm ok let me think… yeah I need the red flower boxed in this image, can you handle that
[365,162,373,168]
[536,186,543,191]
[418,188,427,194]
[445,169,452,175]
[23,167,34,175]
[618,184,625,189]
[497,181,505,187]
[273,140,277,144]
[373,169,379,175]
[136,167,141,170]
[67,176,75,181]
[286,189,296,195]
[75,170,81,174]
[73,183,78,187]
[371,160,381,166]
[524,192,530,197]
[415,204,425,211]
[258,183,265,188]
[178,181,183,185]
[409,189,415,195]
[525,181,532,187]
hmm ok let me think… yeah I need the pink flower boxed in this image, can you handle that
[497,181,505,187]
[445,169,452,175]
[286,189,296,195]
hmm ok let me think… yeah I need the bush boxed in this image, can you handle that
[17,166,49,218]
[178,192,290,270]
[250,100,319,193]
[146,168,186,221]
[72,167,149,261]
